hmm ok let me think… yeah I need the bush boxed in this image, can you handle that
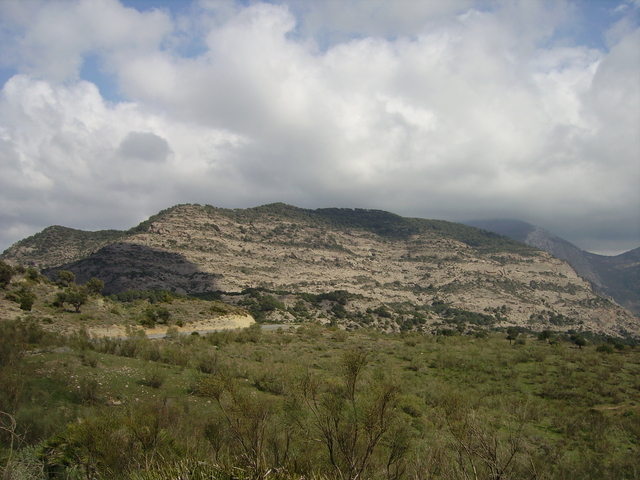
[26,267,41,283]
[236,323,262,343]
[596,343,615,354]
[20,294,36,312]
[85,277,104,296]
[0,260,13,288]
[138,366,167,389]
[56,270,75,286]
[76,378,101,404]
[196,352,220,374]
[140,305,172,327]
[7,286,37,311]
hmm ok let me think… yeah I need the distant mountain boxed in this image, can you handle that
[3,203,638,337]
[466,220,639,317]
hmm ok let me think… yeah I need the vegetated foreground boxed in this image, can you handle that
[0,265,639,479]
[1,317,639,479]
[1,203,639,479]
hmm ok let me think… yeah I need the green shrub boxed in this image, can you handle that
[26,267,41,283]
[76,377,101,404]
[596,343,615,354]
[19,288,36,311]
[196,352,220,374]
[0,260,13,288]
[138,366,167,389]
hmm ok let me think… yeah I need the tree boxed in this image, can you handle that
[6,286,37,311]
[57,270,76,287]
[85,277,104,296]
[506,327,519,345]
[18,288,36,311]
[66,289,88,313]
[571,334,587,349]
[0,260,13,289]
[54,283,90,312]
[537,329,552,343]
[155,306,171,324]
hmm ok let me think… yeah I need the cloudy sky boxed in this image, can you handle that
[0,0,638,255]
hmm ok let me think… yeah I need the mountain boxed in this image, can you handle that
[3,203,638,337]
[465,219,639,317]
[1,225,127,268]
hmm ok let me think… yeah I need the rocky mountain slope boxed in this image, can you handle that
[466,219,640,316]
[3,203,638,337]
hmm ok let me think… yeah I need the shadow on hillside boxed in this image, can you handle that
[42,243,224,296]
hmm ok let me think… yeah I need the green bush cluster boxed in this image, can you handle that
[108,289,179,304]
[5,286,37,311]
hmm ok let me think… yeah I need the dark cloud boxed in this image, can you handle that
[118,131,171,162]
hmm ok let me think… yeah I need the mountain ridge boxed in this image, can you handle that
[2,203,638,337]
[465,219,639,317]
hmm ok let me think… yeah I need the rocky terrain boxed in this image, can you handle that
[466,219,640,316]
[3,203,638,337]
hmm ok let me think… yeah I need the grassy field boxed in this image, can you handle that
[1,315,639,479]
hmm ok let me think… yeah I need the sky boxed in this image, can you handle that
[0,0,638,256]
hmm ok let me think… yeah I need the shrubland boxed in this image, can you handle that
[1,317,639,479]
[1,260,639,479]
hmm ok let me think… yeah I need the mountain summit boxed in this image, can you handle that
[3,203,638,337]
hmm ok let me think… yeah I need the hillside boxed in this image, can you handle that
[2,203,639,337]
[586,248,640,316]
[1,225,127,268]
[466,219,640,316]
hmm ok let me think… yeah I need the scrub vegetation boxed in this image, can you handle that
[1,307,639,479]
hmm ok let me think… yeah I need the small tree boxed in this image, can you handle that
[7,286,37,311]
[299,347,403,480]
[537,329,552,343]
[5,285,36,312]
[506,327,519,345]
[18,289,36,311]
[57,270,76,287]
[596,343,615,354]
[85,277,104,296]
[155,306,171,324]
[0,260,13,289]
[571,334,587,349]
[53,291,67,308]
[65,287,88,313]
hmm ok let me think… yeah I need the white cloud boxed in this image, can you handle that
[0,74,244,234]
[0,0,638,255]
[0,0,172,83]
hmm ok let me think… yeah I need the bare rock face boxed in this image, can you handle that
[42,243,224,296]
[466,219,639,317]
[4,203,639,337]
